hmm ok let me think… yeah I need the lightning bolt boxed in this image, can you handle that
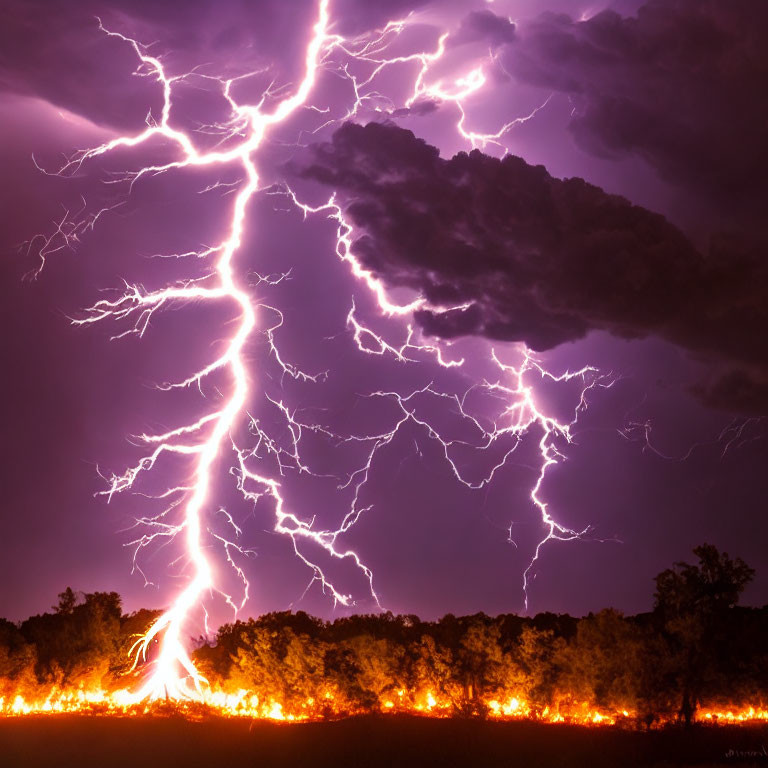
[48,0,343,702]
[27,1,614,702]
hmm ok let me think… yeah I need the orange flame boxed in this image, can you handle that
[2,685,767,727]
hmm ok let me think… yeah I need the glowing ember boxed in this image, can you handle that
[2,686,766,727]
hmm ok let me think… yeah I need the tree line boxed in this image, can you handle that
[1,544,765,725]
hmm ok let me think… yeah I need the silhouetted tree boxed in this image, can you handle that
[21,589,124,688]
[654,544,754,725]
[54,588,78,615]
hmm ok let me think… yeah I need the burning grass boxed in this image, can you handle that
[2,685,767,729]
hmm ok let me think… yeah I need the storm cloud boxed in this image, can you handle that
[450,9,516,48]
[300,121,768,413]
[499,0,768,226]
[0,0,427,131]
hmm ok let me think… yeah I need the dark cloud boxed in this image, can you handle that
[692,369,768,417]
[299,121,768,413]
[331,0,431,36]
[450,9,516,48]
[0,0,323,129]
[498,0,768,226]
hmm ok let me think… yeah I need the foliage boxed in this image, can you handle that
[0,545,763,724]
[653,544,756,723]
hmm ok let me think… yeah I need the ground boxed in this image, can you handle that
[1,715,767,767]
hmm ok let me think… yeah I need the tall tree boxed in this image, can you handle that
[654,544,754,724]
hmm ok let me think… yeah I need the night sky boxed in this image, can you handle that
[1,0,766,629]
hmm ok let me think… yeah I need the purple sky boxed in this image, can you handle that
[1,0,766,629]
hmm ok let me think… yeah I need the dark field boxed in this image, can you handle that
[1,716,767,768]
